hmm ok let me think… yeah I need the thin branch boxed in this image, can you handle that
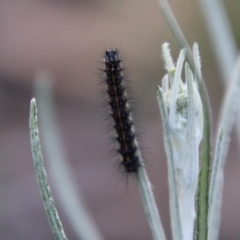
[136,158,167,240]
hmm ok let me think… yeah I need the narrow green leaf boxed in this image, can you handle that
[29,98,68,240]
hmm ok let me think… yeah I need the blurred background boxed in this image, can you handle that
[0,0,239,239]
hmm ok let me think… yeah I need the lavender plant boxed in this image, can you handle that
[29,1,240,240]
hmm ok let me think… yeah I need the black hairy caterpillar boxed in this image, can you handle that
[103,48,140,173]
